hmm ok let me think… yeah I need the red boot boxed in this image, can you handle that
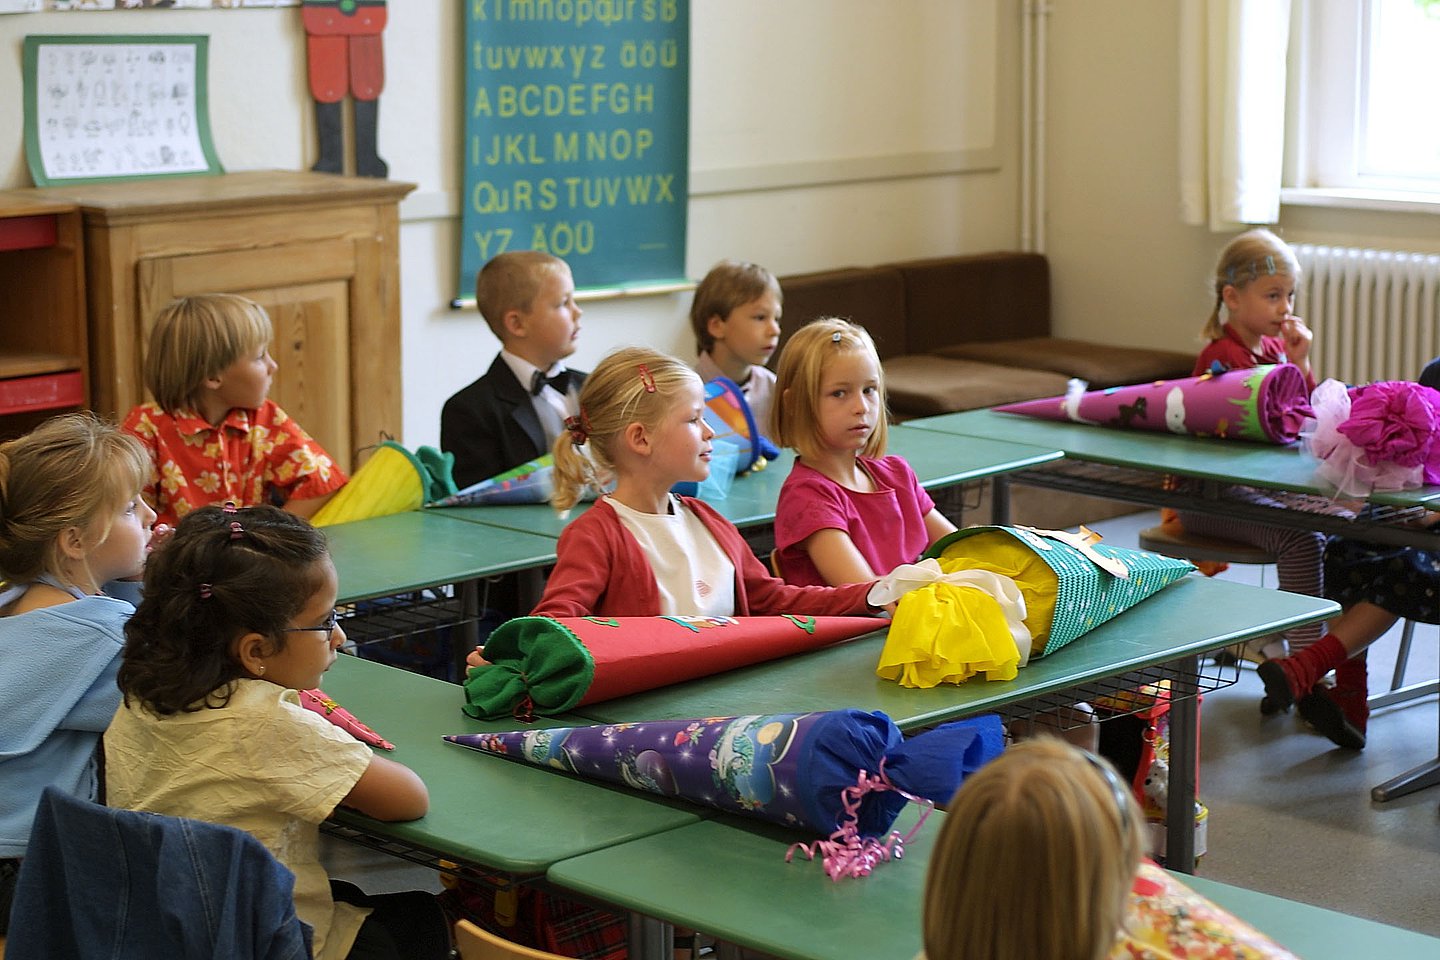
[1258,634,1349,713]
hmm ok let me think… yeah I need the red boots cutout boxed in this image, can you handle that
[1258,636,1368,750]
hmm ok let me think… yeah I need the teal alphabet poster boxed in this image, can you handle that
[461,0,689,295]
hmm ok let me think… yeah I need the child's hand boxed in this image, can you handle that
[465,646,491,670]
[1281,316,1312,363]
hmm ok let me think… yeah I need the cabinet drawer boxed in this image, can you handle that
[0,370,84,415]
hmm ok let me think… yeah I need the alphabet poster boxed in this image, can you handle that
[22,34,223,185]
[461,0,689,294]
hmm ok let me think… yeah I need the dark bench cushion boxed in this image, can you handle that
[776,266,909,359]
[934,337,1195,388]
[894,253,1051,353]
[882,355,1071,419]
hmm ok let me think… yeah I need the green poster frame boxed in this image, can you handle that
[23,34,223,186]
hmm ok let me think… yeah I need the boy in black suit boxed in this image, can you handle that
[441,252,587,489]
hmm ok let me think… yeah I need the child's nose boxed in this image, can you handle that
[330,623,347,649]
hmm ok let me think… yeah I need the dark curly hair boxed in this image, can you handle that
[118,504,330,716]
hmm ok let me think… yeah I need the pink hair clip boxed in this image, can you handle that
[198,582,213,599]
[637,364,657,394]
[228,521,244,541]
[221,501,239,515]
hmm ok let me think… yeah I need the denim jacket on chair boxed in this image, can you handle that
[6,786,312,960]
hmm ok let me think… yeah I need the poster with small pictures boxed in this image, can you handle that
[22,33,223,185]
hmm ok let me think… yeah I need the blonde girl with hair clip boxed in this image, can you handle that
[107,505,449,960]
[532,345,879,619]
[0,413,155,935]
[122,293,348,529]
[1178,231,1365,746]
[922,738,1145,960]
[770,317,956,587]
[690,259,783,428]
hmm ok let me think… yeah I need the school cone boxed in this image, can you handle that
[311,441,456,527]
[993,364,1313,444]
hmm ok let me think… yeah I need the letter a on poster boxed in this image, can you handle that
[461,0,688,295]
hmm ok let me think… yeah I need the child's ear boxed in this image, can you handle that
[705,313,727,341]
[1220,284,1240,311]
[57,525,88,561]
[232,632,272,679]
[622,421,650,455]
[502,308,528,340]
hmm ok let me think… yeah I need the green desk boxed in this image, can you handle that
[546,808,1440,960]
[320,655,705,876]
[324,510,558,603]
[572,575,1337,872]
[907,408,1440,547]
[430,430,1061,538]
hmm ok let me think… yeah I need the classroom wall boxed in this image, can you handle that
[0,1,1021,449]
[1043,0,1440,362]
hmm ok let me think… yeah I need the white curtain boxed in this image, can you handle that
[1178,0,1292,230]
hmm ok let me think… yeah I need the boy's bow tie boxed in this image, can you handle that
[530,369,572,395]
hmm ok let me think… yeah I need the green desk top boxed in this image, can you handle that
[549,809,936,960]
[1178,872,1440,959]
[431,432,1060,538]
[572,576,1337,728]
[547,811,1440,960]
[324,511,559,603]
[320,655,704,875]
[906,408,1440,507]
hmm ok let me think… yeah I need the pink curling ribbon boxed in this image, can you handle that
[299,687,395,750]
[784,760,935,881]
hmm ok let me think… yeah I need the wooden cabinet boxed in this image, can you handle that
[0,196,87,441]
[16,171,414,473]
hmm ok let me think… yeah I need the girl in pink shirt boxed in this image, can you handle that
[770,318,957,587]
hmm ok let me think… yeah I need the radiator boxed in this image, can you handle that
[1292,243,1440,385]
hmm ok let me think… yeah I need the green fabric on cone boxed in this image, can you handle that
[462,616,596,719]
[924,526,1195,657]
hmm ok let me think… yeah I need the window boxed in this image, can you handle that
[1288,0,1440,193]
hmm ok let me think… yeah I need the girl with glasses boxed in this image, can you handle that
[106,504,450,960]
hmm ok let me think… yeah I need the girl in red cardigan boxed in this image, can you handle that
[534,346,878,619]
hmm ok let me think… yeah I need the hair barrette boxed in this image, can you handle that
[1225,266,1237,284]
[198,582,213,600]
[221,501,239,515]
[564,413,590,446]
[831,332,843,343]
[637,364,657,394]
[228,521,245,541]
[1264,254,1276,275]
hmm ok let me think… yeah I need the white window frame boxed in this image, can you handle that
[1284,0,1440,208]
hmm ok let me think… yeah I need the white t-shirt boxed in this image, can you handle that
[607,495,737,617]
[106,679,375,960]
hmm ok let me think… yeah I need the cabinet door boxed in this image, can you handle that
[137,239,360,472]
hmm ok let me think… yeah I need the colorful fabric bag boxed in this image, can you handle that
[919,526,1194,659]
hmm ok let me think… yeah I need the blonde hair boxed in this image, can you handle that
[475,251,569,340]
[0,412,149,593]
[550,346,701,513]
[1202,228,1302,341]
[144,294,273,412]
[771,317,889,460]
[922,738,1145,960]
[689,260,782,354]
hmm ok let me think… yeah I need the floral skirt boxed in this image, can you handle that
[1325,534,1440,624]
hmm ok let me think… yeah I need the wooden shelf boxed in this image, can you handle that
[0,352,83,380]
[0,196,87,439]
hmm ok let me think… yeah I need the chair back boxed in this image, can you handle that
[454,920,570,960]
[6,787,311,960]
